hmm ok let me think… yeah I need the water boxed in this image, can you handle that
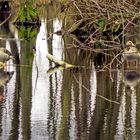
[0,3,140,140]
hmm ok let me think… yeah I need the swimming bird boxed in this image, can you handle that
[0,48,15,62]
[122,41,140,68]
[0,62,5,69]
[124,41,138,53]
[0,48,12,56]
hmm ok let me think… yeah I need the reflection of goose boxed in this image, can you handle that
[0,70,13,102]
[0,48,12,56]
[124,70,140,93]
[0,47,14,62]
[0,71,14,86]
[122,41,140,67]
[0,71,14,102]
[0,86,5,102]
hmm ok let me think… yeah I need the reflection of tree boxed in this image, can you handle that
[0,70,14,137]
[9,68,20,140]
[20,41,34,140]
[73,70,91,139]
[88,70,122,140]
[0,21,20,139]
[121,69,140,139]
[136,84,140,139]
[6,23,34,139]
[59,69,73,139]
[51,66,122,140]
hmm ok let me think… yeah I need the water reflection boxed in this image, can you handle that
[1,11,140,140]
[0,69,15,140]
[31,19,50,140]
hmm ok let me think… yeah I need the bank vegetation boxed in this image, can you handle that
[55,0,140,48]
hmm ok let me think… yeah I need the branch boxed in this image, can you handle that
[46,53,77,68]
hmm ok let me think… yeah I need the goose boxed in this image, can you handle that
[122,41,140,68]
[0,62,5,69]
[0,48,12,56]
[124,41,138,53]
[0,48,14,62]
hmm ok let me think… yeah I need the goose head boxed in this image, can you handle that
[126,41,135,47]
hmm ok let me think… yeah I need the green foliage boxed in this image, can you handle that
[18,5,38,22]
[92,41,104,48]
[96,18,106,29]
[18,26,38,40]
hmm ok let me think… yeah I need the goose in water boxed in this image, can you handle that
[122,41,140,68]
[0,62,5,69]
[0,47,14,62]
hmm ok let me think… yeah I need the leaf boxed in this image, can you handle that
[96,18,106,28]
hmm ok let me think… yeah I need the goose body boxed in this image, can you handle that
[0,48,12,56]
[0,48,14,62]
[122,41,140,67]
[0,62,5,69]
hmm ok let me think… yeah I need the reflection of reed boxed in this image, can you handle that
[47,62,123,140]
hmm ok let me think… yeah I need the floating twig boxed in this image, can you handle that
[46,53,81,68]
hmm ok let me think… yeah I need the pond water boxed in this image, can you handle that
[0,3,140,140]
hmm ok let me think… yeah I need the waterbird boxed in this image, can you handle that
[0,62,5,69]
[0,48,12,56]
[0,48,15,62]
[122,41,140,68]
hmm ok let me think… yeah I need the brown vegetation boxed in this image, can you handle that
[59,0,140,47]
